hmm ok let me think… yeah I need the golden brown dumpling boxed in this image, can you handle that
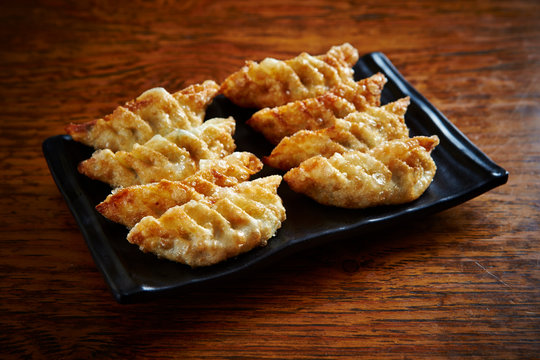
[126,175,286,267]
[220,43,359,108]
[284,136,439,208]
[265,97,410,170]
[247,73,387,144]
[78,117,236,188]
[66,80,220,151]
[96,152,263,228]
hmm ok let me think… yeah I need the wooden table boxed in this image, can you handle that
[1,1,538,358]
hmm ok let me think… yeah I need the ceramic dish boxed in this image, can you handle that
[43,52,508,303]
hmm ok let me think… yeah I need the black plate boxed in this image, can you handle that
[43,52,508,303]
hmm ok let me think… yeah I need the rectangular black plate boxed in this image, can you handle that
[43,52,508,303]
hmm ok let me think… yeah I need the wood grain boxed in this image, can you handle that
[1,0,538,358]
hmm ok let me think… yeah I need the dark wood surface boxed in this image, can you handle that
[1,1,539,358]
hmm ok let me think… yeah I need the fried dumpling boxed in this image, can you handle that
[66,80,220,151]
[126,175,286,267]
[96,152,263,228]
[265,97,410,170]
[284,136,439,208]
[220,43,359,108]
[247,73,387,144]
[78,117,236,188]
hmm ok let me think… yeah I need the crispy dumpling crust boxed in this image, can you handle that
[247,73,387,144]
[96,152,263,228]
[126,175,286,267]
[66,80,220,151]
[283,136,439,208]
[220,43,359,108]
[264,97,410,170]
[78,117,236,188]
[330,72,387,110]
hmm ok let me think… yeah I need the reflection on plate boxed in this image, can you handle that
[43,52,508,303]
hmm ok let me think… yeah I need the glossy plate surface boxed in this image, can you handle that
[43,52,508,303]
